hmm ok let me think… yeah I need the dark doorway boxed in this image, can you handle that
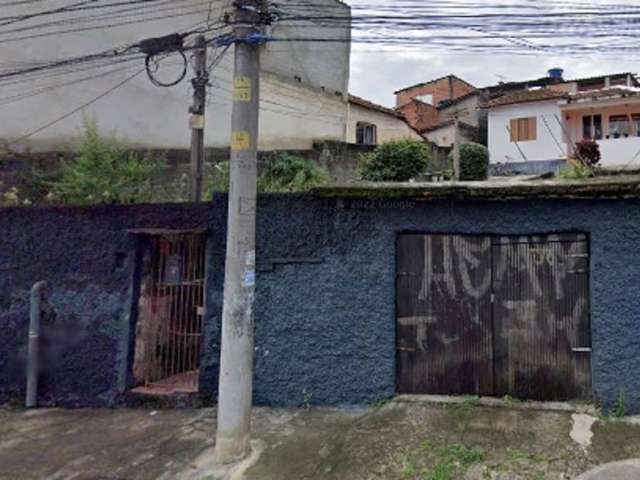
[396,233,591,401]
[131,231,207,395]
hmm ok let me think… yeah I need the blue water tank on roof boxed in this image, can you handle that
[548,68,564,79]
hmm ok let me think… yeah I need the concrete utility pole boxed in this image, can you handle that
[189,34,208,202]
[452,114,461,181]
[214,0,263,464]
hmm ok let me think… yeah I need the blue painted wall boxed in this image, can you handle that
[0,204,223,407]
[1,196,639,413]
[490,159,566,176]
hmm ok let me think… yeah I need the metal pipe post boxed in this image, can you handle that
[26,281,47,408]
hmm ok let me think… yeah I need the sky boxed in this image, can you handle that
[345,0,640,107]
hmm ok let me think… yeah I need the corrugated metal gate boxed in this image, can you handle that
[396,233,591,401]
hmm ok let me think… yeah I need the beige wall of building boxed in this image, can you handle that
[346,103,422,145]
[259,73,348,150]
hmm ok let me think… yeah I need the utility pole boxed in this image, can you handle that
[214,0,263,464]
[452,113,461,181]
[189,34,208,202]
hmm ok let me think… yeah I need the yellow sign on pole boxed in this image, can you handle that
[233,77,252,102]
[232,131,251,150]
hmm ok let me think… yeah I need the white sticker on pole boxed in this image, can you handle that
[246,250,256,267]
[242,269,256,288]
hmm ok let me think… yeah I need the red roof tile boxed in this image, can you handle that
[348,94,405,118]
[483,89,569,108]
[569,87,640,102]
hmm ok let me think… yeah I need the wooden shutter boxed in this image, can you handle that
[518,118,527,141]
[527,117,537,140]
[510,117,537,142]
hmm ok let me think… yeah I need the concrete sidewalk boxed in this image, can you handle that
[1,400,639,480]
[575,460,640,480]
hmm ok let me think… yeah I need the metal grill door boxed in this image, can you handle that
[396,234,494,395]
[133,232,206,394]
[491,234,591,400]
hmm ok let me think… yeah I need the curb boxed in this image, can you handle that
[394,394,597,414]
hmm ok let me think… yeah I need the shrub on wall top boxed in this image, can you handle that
[259,153,329,193]
[358,139,430,182]
[206,153,329,195]
[49,120,164,205]
[449,142,490,181]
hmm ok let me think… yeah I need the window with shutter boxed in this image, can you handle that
[510,117,537,142]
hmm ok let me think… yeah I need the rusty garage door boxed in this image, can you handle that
[396,233,591,401]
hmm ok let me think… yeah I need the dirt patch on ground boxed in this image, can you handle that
[245,401,591,480]
[590,419,640,466]
[0,408,217,480]
[1,401,639,480]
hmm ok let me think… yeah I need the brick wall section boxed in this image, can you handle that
[395,76,476,108]
[396,101,440,132]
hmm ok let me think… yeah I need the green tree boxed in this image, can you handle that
[449,142,490,181]
[49,121,163,205]
[358,139,430,182]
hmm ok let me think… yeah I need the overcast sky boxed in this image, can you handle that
[345,0,640,107]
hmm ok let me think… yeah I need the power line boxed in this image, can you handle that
[4,1,640,57]
[0,24,230,82]
[7,68,145,147]
[0,47,139,81]
[0,1,49,6]
[0,0,207,36]
[0,8,219,44]
[0,0,99,27]
[0,55,144,88]
[0,0,178,24]
[0,63,140,106]
[266,0,640,56]
[1,20,236,146]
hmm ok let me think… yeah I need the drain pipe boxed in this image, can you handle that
[26,281,47,409]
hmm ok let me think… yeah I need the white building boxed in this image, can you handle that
[0,0,351,153]
[486,72,640,173]
[487,90,568,172]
